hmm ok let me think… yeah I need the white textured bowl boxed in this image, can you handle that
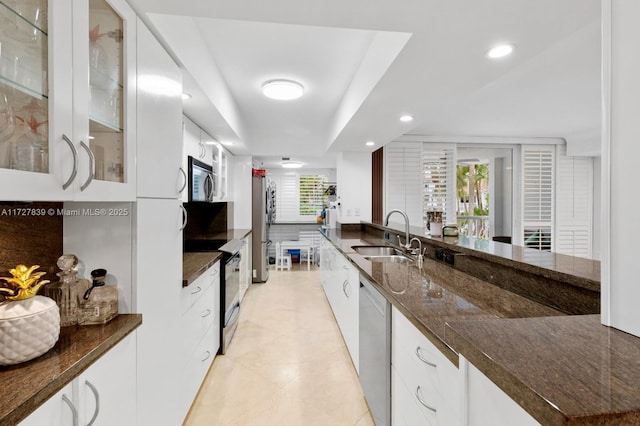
[0,295,60,366]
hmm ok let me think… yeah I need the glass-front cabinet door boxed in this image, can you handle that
[0,0,135,201]
[72,0,136,201]
[0,0,75,200]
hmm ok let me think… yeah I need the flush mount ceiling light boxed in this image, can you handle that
[262,79,304,100]
[487,44,514,59]
[400,115,414,122]
[281,160,303,168]
[365,141,375,146]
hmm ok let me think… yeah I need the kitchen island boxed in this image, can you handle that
[319,225,640,425]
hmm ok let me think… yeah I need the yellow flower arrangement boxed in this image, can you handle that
[0,265,50,301]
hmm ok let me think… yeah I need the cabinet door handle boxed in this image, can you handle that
[61,394,78,426]
[191,286,202,295]
[62,134,78,190]
[179,204,188,231]
[178,167,187,194]
[79,141,95,191]
[201,350,211,362]
[415,386,437,413]
[342,265,349,270]
[85,380,101,426]
[343,280,351,298]
[416,347,437,368]
[201,308,211,317]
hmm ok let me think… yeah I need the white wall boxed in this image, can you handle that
[337,152,371,223]
[601,0,640,336]
[232,155,253,229]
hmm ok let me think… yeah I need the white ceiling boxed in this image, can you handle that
[127,0,602,168]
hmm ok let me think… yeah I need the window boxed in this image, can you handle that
[272,171,331,222]
[299,175,328,216]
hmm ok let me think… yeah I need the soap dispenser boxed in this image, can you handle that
[78,268,118,325]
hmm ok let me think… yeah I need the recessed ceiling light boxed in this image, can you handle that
[221,141,234,146]
[262,80,304,100]
[205,141,218,146]
[365,141,375,146]
[281,160,303,168]
[181,93,192,100]
[400,115,413,122]
[487,44,514,59]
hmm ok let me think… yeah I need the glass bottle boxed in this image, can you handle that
[78,268,118,325]
[44,254,90,327]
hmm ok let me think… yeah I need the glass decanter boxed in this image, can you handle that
[44,254,90,327]
[78,268,118,325]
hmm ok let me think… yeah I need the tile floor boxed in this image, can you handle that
[184,267,375,426]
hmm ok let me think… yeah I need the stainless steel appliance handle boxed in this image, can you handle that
[204,173,213,200]
[415,386,437,413]
[62,134,78,190]
[415,347,437,368]
[79,141,95,191]
[85,380,100,425]
[62,394,78,426]
[179,204,188,231]
[178,167,187,194]
[224,302,241,327]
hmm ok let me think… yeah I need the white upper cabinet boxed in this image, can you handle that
[136,19,182,199]
[0,0,136,201]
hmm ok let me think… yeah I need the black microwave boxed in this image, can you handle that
[188,156,217,202]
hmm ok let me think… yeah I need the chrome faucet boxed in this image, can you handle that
[409,237,424,268]
[384,209,411,249]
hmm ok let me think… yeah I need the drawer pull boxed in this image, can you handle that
[416,346,437,368]
[191,286,202,295]
[201,351,211,362]
[201,309,212,317]
[342,265,349,270]
[343,280,351,298]
[415,386,437,413]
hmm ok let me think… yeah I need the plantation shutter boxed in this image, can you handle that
[422,145,456,225]
[385,142,423,226]
[275,173,298,222]
[299,175,327,217]
[555,148,593,258]
[522,147,554,251]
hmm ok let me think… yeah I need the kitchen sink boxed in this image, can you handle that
[351,246,414,263]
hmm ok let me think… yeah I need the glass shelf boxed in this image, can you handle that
[0,1,48,36]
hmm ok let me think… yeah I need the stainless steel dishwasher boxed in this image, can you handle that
[359,275,391,425]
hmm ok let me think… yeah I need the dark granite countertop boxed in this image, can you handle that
[364,221,600,292]
[322,227,640,424]
[0,314,142,426]
[446,315,640,425]
[320,228,563,365]
[183,252,224,287]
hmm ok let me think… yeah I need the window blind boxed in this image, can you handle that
[385,143,423,226]
[522,147,554,251]
[556,148,593,258]
[422,146,455,225]
[299,175,328,216]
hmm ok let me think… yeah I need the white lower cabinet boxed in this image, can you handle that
[391,306,460,426]
[239,234,251,301]
[180,260,220,418]
[319,237,359,372]
[464,357,540,426]
[77,332,137,425]
[19,384,75,426]
[19,333,136,426]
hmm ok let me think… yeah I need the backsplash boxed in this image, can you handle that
[0,202,63,284]
[183,202,232,240]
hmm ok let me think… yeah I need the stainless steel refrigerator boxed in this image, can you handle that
[252,172,270,282]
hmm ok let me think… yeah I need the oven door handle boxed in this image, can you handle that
[224,301,241,327]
